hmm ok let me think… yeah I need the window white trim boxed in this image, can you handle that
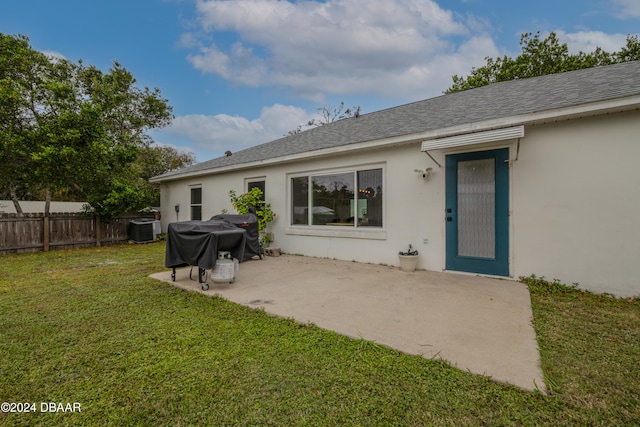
[287,163,385,232]
[285,227,387,240]
[245,176,266,190]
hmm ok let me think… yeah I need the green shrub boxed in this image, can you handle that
[226,188,276,248]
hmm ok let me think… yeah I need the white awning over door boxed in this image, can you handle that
[421,126,524,151]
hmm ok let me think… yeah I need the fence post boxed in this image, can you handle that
[95,215,101,247]
[43,214,50,252]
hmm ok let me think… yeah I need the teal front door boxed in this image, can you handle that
[445,148,509,276]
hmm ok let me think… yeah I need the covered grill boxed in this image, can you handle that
[165,219,246,289]
[210,212,261,261]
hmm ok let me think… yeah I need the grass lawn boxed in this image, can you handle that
[1,243,638,426]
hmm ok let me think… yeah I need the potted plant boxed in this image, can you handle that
[398,244,419,272]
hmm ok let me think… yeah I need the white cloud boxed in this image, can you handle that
[41,50,67,61]
[171,0,503,160]
[611,0,640,18]
[150,141,197,157]
[187,42,269,86]
[177,32,200,49]
[554,30,629,54]
[187,0,484,101]
[161,104,317,158]
[165,0,638,162]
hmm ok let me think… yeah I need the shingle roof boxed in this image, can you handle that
[153,60,640,181]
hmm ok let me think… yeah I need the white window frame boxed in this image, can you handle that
[189,185,202,220]
[286,164,387,240]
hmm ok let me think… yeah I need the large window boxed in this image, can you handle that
[291,168,383,227]
[190,187,202,220]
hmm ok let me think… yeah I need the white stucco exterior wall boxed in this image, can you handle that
[157,143,446,270]
[278,143,444,268]
[157,109,640,297]
[511,111,640,297]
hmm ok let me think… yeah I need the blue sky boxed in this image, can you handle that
[2,0,638,162]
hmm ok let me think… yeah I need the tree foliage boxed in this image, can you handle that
[0,33,175,219]
[225,187,277,248]
[446,32,640,93]
[136,145,197,182]
[227,187,275,233]
[134,145,197,206]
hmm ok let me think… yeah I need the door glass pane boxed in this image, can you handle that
[457,158,495,258]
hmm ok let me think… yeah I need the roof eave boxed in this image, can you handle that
[150,94,640,184]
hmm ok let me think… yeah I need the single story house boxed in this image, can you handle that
[151,61,640,298]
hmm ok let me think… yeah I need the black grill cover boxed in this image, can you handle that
[210,213,261,261]
[165,220,246,269]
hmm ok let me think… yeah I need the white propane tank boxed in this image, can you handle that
[211,251,235,284]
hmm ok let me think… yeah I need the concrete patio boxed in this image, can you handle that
[150,254,545,392]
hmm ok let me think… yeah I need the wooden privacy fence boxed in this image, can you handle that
[0,213,155,255]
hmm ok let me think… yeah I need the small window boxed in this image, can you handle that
[247,180,266,203]
[190,187,202,220]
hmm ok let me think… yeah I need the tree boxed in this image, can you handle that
[288,101,361,135]
[0,33,174,219]
[135,145,197,206]
[0,33,50,214]
[446,32,640,93]
[136,145,197,182]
